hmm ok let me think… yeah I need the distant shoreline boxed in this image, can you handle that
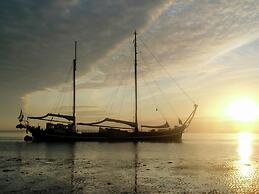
[0,130,24,133]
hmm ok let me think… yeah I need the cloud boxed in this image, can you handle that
[73,0,259,92]
[0,0,174,92]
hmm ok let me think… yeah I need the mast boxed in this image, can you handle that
[73,41,77,131]
[134,31,139,133]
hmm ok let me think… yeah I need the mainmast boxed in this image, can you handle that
[73,41,77,131]
[134,31,139,133]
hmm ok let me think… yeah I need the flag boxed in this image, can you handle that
[17,109,24,122]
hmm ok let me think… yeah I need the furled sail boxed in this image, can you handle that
[141,121,170,129]
[78,117,136,128]
[28,113,74,121]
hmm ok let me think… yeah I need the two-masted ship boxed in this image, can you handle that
[17,31,198,142]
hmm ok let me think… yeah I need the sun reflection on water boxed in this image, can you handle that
[237,132,254,177]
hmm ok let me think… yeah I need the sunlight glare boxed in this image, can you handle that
[238,132,254,177]
[226,98,259,122]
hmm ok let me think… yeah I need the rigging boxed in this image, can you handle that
[139,37,196,105]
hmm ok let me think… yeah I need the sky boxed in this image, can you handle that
[0,0,259,132]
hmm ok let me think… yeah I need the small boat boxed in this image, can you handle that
[17,31,198,142]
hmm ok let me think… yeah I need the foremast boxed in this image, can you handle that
[73,41,77,131]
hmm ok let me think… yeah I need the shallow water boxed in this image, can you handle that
[0,132,259,193]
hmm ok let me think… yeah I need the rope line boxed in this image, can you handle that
[139,38,195,105]
[139,52,180,118]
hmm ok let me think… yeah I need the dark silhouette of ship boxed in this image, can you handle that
[17,31,198,142]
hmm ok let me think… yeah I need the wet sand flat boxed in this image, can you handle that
[0,133,259,193]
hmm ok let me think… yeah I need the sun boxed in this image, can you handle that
[226,97,259,122]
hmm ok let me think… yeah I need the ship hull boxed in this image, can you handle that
[27,127,184,143]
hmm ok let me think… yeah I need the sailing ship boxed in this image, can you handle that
[16,31,198,142]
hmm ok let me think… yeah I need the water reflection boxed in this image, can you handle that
[133,143,138,193]
[237,132,254,177]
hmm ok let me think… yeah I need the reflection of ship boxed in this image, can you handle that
[17,31,197,142]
